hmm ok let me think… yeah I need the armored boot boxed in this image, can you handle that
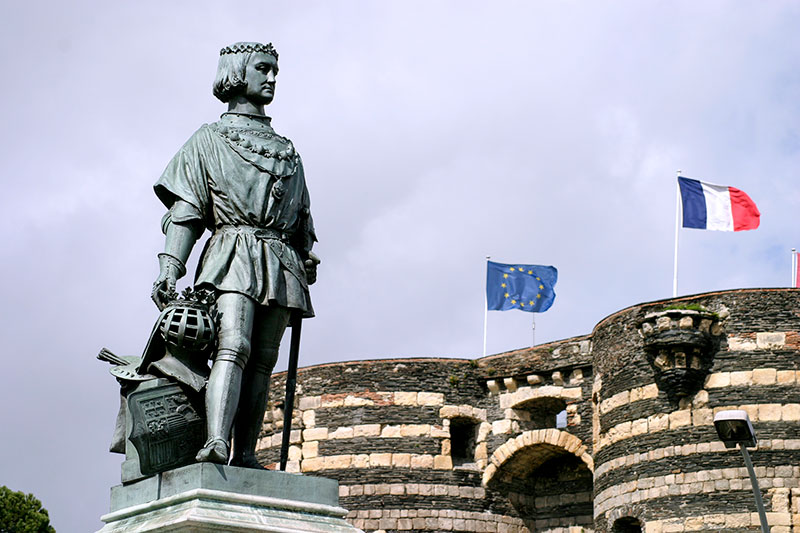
[230,364,273,468]
[230,307,289,468]
[196,356,242,464]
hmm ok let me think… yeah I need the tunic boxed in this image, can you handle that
[154,113,316,317]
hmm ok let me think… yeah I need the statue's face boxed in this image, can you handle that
[244,52,279,106]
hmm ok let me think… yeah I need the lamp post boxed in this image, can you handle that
[713,410,769,533]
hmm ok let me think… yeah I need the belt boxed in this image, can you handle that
[216,225,290,242]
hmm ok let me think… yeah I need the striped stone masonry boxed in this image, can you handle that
[346,508,532,532]
[595,465,800,516]
[261,288,800,532]
[596,376,800,451]
[340,483,486,499]
[595,439,800,479]
[347,508,594,533]
[705,368,800,387]
[642,511,794,532]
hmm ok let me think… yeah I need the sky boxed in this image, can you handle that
[1,1,799,531]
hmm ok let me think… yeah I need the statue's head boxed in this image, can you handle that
[213,42,279,104]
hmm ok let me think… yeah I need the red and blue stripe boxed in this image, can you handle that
[678,177,760,232]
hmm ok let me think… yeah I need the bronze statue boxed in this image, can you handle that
[151,42,318,468]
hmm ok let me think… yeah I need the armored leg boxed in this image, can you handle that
[196,292,255,464]
[231,306,291,468]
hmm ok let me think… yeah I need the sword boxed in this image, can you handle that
[279,314,302,471]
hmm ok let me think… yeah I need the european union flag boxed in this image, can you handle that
[486,261,557,313]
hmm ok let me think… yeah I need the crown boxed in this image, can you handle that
[220,42,278,60]
[162,287,217,310]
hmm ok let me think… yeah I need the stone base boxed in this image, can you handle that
[98,463,362,532]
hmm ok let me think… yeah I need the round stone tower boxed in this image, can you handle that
[591,289,800,532]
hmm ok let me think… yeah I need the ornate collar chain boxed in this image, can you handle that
[211,122,296,163]
[224,126,289,144]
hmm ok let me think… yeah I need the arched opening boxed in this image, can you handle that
[485,435,593,531]
[513,397,568,431]
[613,517,643,532]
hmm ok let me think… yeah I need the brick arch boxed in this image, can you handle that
[482,429,593,487]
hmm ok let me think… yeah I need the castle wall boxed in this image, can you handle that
[260,359,511,531]
[258,288,800,533]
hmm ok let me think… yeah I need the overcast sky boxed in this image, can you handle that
[2,1,799,531]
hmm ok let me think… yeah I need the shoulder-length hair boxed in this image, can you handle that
[213,44,254,102]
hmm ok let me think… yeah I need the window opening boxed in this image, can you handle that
[449,417,478,466]
[514,397,568,430]
[556,408,568,428]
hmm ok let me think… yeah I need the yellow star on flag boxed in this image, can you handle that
[486,261,556,313]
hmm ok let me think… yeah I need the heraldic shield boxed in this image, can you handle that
[127,382,206,476]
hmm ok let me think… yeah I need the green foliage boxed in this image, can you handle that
[468,360,479,368]
[664,303,707,312]
[448,375,460,387]
[663,303,719,318]
[0,486,55,533]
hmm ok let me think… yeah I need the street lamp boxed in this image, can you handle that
[713,410,768,533]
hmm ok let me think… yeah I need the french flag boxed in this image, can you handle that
[678,177,760,232]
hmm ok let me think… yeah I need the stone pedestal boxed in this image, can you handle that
[98,463,362,532]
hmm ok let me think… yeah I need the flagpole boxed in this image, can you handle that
[792,249,797,288]
[483,256,490,358]
[531,314,536,347]
[673,170,682,297]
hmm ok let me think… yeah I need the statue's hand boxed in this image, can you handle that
[304,252,321,286]
[151,254,184,310]
[151,270,176,311]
